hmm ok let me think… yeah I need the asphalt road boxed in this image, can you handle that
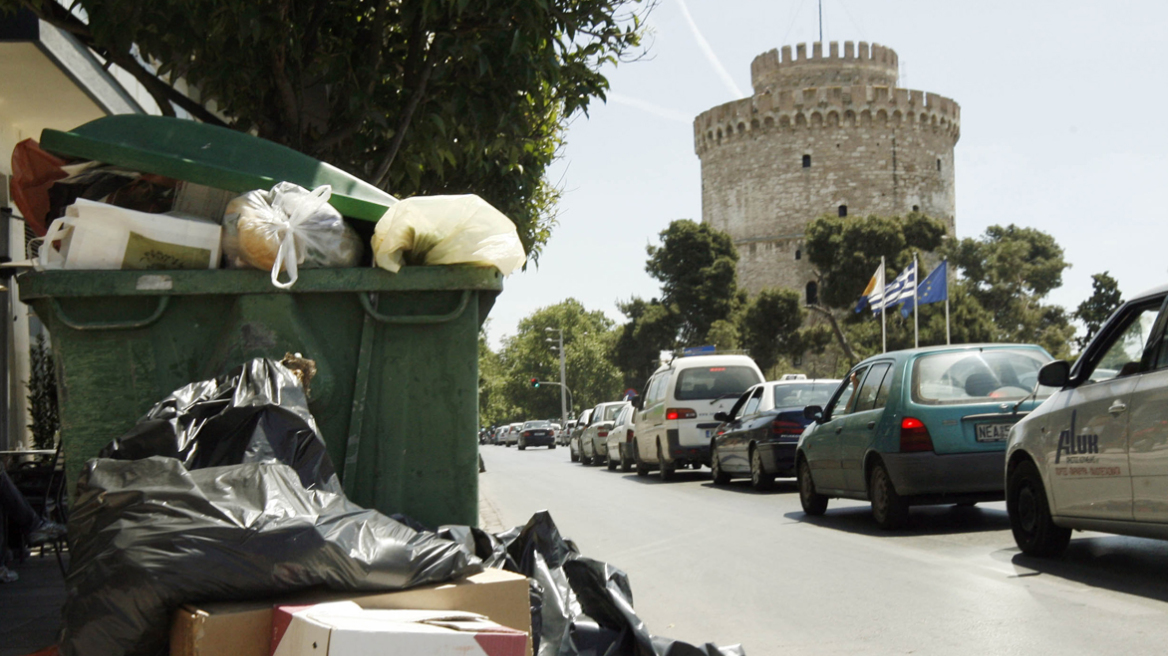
[480,444,1168,656]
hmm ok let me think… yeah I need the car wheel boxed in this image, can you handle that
[1008,459,1071,557]
[657,442,675,481]
[869,462,910,530]
[634,441,649,477]
[797,457,828,515]
[607,453,618,471]
[570,444,578,463]
[711,447,730,485]
[518,438,526,451]
[621,450,634,473]
[549,444,556,450]
[750,445,775,491]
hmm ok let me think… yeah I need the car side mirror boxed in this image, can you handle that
[633,396,643,410]
[1038,360,1070,388]
[714,411,730,422]
[803,405,824,422]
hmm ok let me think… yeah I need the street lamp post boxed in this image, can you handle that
[545,327,568,428]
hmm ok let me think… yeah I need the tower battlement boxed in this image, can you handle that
[693,84,959,154]
[751,41,899,94]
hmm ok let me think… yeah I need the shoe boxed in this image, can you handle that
[0,567,18,583]
[27,519,67,545]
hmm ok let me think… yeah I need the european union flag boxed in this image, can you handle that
[901,260,948,317]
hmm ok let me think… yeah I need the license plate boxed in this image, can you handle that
[976,423,1013,442]
[704,430,713,439]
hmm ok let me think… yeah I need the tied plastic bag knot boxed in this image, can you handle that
[223,182,363,288]
[371,194,526,275]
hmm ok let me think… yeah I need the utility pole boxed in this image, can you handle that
[545,327,568,427]
[818,0,823,43]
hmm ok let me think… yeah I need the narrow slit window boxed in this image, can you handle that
[838,205,848,217]
[806,281,819,305]
[912,205,920,212]
[795,249,802,260]
[802,154,811,168]
[936,158,942,171]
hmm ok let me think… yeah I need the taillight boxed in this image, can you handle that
[771,418,804,436]
[523,431,532,438]
[900,417,934,452]
[666,408,697,420]
[598,430,609,438]
[626,429,635,442]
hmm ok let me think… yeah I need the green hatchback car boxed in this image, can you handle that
[796,344,1054,529]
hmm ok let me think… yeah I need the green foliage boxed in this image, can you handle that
[27,334,59,450]
[478,324,518,428]
[493,299,622,421]
[1073,272,1123,350]
[805,212,946,310]
[645,219,740,346]
[739,288,806,372]
[611,298,675,391]
[3,0,652,262]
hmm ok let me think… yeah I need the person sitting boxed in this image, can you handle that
[0,468,65,583]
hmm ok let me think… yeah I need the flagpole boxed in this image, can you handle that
[881,256,886,354]
[944,257,950,345]
[913,253,919,349]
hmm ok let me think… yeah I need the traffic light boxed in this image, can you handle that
[530,378,540,388]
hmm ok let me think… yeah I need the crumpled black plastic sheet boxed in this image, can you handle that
[442,512,745,656]
[60,458,482,656]
[98,358,339,493]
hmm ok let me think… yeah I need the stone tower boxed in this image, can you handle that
[693,41,960,299]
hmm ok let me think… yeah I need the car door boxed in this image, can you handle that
[803,369,865,492]
[638,373,668,462]
[725,386,764,473]
[1122,295,1168,522]
[840,361,894,492]
[1047,299,1161,519]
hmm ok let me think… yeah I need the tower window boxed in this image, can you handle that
[838,205,848,217]
[806,281,819,306]
[912,205,920,212]
[937,158,942,171]
[802,154,811,168]
[795,249,802,260]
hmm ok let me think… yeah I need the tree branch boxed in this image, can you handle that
[806,304,859,366]
[372,13,434,188]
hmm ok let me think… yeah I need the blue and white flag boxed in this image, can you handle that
[880,261,917,313]
[900,260,948,317]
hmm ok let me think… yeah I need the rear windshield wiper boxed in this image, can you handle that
[709,393,741,404]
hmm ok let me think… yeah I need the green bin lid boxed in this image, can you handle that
[40,115,396,222]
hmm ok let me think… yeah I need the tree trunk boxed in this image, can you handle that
[806,304,859,366]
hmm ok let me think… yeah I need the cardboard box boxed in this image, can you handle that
[271,602,527,656]
[171,569,531,656]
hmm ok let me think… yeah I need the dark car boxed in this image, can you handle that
[711,379,840,490]
[518,420,556,450]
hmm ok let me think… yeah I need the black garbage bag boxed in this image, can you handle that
[443,512,745,656]
[60,457,482,656]
[99,358,339,493]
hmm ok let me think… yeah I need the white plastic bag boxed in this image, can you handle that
[371,195,526,275]
[222,182,363,289]
[37,199,221,270]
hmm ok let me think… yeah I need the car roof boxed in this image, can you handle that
[853,343,1050,367]
[1128,283,1168,304]
[765,378,841,386]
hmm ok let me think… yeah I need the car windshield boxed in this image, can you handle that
[523,421,550,429]
[912,349,1053,405]
[602,404,625,421]
[772,382,838,409]
[675,366,762,401]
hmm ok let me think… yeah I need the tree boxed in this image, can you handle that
[611,297,675,391]
[1073,272,1123,350]
[496,299,621,420]
[645,219,739,346]
[3,0,652,261]
[478,325,518,428]
[738,288,807,372]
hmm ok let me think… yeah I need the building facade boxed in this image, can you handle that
[693,41,960,299]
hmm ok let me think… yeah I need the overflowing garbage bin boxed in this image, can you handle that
[15,115,507,528]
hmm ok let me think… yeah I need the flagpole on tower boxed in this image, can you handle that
[913,253,919,349]
[881,256,886,354]
[944,257,951,345]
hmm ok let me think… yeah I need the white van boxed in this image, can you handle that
[633,354,764,480]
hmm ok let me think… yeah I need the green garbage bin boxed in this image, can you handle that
[19,266,501,528]
[20,114,507,528]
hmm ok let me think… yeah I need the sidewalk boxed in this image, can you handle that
[0,553,65,656]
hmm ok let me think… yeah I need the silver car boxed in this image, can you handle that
[579,402,630,466]
[604,404,639,471]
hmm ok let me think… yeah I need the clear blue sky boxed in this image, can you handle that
[486,0,1168,347]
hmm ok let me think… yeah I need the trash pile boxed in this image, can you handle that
[10,137,527,283]
[56,358,744,656]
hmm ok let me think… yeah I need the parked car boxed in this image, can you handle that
[1006,283,1168,556]
[579,401,630,466]
[503,422,523,447]
[559,419,577,446]
[568,409,593,462]
[518,420,556,450]
[796,344,1054,529]
[633,354,765,480]
[605,404,639,471]
[711,378,841,490]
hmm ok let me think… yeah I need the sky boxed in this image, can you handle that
[485,0,1168,348]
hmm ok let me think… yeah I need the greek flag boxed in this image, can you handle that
[880,261,917,313]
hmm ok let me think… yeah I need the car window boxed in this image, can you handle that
[854,363,892,412]
[772,381,839,408]
[674,366,762,401]
[602,404,625,421]
[873,365,896,409]
[827,367,867,418]
[742,387,764,417]
[912,349,1053,405]
[726,387,754,420]
[1084,300,1162,381]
